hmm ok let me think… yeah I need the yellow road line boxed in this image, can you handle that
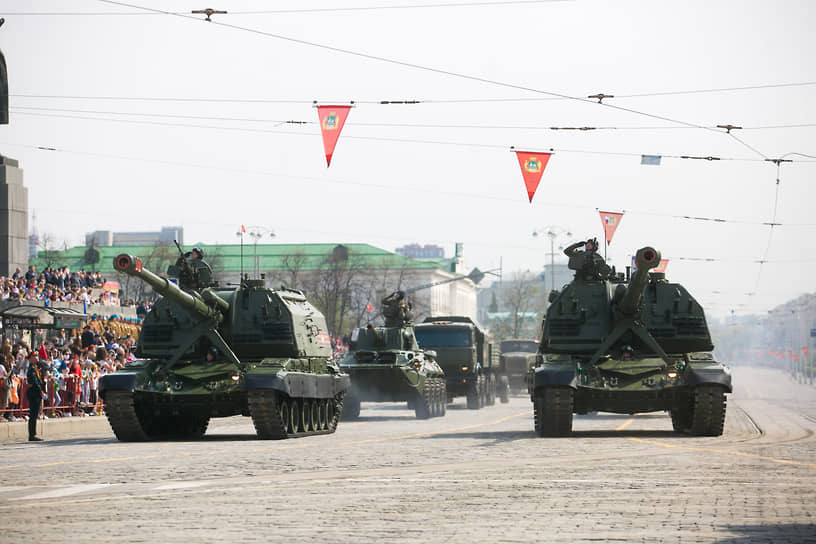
[628,437,816,468]
[616,418,635,431]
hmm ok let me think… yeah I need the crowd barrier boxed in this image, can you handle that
[0,375,104,421]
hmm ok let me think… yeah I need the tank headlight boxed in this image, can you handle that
[460,365,470,372]
[667,371,678,379]
[413,361,421,369]
[231,374,240,381]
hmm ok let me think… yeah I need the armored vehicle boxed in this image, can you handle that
[99,250,349,441]
[531,239,731,436]
[415,316,501,409]
[500,339,539,395]
[339,290,447,420]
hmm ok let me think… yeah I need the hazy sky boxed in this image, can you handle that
[1,0,814,318]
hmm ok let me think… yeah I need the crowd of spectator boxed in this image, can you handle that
[0,265,127,306]
[0,314,141,421]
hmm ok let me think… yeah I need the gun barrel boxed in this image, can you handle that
[619,246,661,315]
[113,254,226,321]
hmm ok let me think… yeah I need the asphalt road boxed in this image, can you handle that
[1,366,815,543]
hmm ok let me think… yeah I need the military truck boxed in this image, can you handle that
[531,238,731,436]
[339,290,446,420]
[99,249,349,440]
[499,339,539,396]
[414,316,500,409]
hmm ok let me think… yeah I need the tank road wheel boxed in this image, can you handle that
[309,400,320,432]
[316,399,326,431]
[327,392,344,433]
[104,390,148,442]
[689,386,727,436]
[342,396,361,420]
[289,399,301,433]
[301,399,312,432]
[534,387,574,437]
[415,386,431,420]
[279,400,290,433]
[247,390,288,440]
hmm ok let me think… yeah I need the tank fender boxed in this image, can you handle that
[685,365,733,393]
[532,366,578,389]
[98,372,141,397]
[244,372,350,398]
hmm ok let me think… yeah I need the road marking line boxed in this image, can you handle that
[628,437,816,468]
[155,481,209,490]
[616,418,635,431]
[20,484,110,500]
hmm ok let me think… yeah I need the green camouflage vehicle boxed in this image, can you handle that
[531,239,731,436]
[415,316,501,409]
[500,339,538,395]
[339,290,447,420]
[99,249,349,440]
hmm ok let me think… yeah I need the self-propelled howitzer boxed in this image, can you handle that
[531,242,731,437]
[100,253,349,441]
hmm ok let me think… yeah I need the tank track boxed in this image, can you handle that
[248,390,344,439]
[104,390,149,442]
[105,390,211,441]
[533,387,574,437]
[689,385,726,436]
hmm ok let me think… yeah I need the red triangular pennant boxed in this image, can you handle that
[317,105,352,167]
[514,150,552,203]
[599,210,624,245]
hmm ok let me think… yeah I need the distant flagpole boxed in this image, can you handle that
[239,225,246,282]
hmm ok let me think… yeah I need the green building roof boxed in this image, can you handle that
[31,243,454,275]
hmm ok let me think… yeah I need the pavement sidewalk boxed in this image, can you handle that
[0,414,112,442]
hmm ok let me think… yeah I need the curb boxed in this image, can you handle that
[0,415,112,443]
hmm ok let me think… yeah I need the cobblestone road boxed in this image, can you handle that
[1,366,815,543]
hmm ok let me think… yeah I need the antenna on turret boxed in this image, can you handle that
[236,225,245,285]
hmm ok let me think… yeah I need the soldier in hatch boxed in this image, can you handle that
[381,290,414,327]
[563,237,611,281]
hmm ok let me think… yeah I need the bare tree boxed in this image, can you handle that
[305,246,367,338]
[37,232,64,268]
[116,244,176,302]
[501,271,544,339]
[273,250,309,291]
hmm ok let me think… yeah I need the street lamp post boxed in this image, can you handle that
[246,226,275,278]
[532,226,572,295]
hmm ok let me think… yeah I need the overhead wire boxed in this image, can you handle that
[11,105,816,132]
[1,0,573,16]
[13,0,813,313]
[3,140,814,228]
[15,110,815,166]
[12,80,816,104]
